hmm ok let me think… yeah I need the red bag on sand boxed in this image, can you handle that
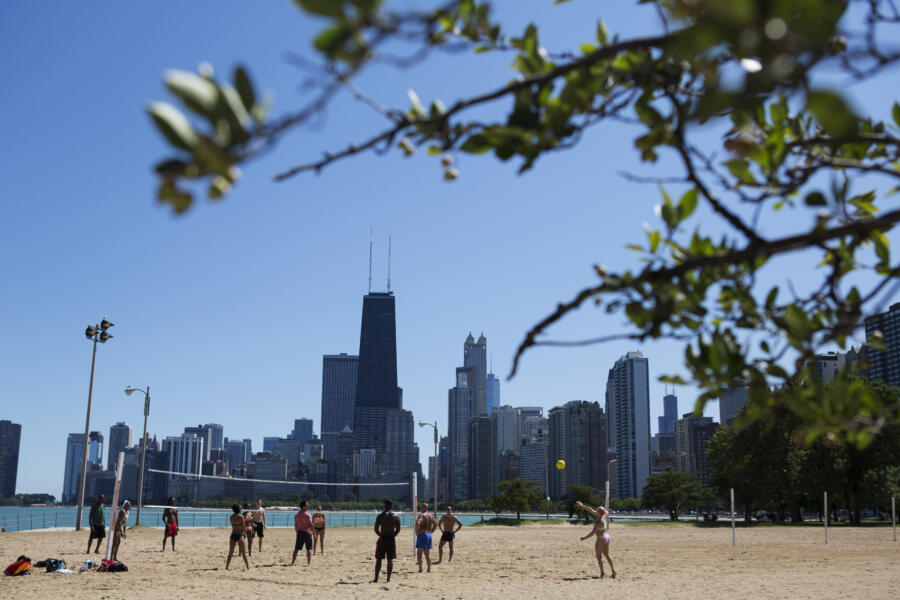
[4,559,32,576]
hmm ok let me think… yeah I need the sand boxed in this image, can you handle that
[1,521,898,599]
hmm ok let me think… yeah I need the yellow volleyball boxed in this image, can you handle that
[556,459,566,470]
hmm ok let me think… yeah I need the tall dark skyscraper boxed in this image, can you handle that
[606,351,650,499]
[658,392,678,435]
[865,302,900,389]
[464,333,488,416]
[547,401,607,501]
[448,367,474,500]
[107,422,132,471]
[353,290,420,485]
[0,420,22,498]
[321,353,358,459]
[292,419,314,447]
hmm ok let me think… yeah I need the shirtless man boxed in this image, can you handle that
[252,499,266,553]
[312,506,326,555]
[110,500,131,561]
[576,501,616,578]
[226,504,250,570]
[437,505,463,563]
[372,499,401,583]
[162,497,178,552]
[414,503,438,573]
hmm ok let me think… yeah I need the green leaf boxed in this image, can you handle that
[678,188,699,220]
[807,90,858,138]
[804,191,827,206]
[892,102,900,128]
[164,70,219,116]
[722,159,755,185]
[233,66,256,113]
[293,0,346,17]
[146,102,198,151]
[596,20,609,46]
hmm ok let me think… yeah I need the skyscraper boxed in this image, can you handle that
[719,382,748,425]
[206,424,224,452]
[865,302,900,389]
[658,392,678,434]
[674,413,719,487]
[62,431,103,504]
[448,367,474,500]
[292,418,314,448]
[107,422,132,471]
[486,372,500,414]
[606,351,650,498]
[184,424,217,461]
[469,414,493,499]
[491,405,518,487]
[321,353,358,459]
[516,407,544,449]
[464,333,488,415]
[163,433,204,500]
[224,437,252,472]
[352,290,420,488]
[0,420,22,498]
[548,401,607,500]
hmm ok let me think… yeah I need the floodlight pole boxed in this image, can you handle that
[75,333,99,531]
[134,387,150,526]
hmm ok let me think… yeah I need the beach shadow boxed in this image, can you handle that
[335,581,366,586]
[189,567,221,572]
[562,576,601,581]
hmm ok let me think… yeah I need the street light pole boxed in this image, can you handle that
[75,319,113,531]
[126,386,151,526]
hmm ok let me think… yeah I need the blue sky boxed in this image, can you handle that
[2,1,896,497]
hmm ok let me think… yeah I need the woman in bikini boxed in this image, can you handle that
[226,504,250,570]
[312,506,326,555]
[576,500,616,578]
[241,502,254,556]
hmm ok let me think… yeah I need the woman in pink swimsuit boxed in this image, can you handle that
[576,501,616,578]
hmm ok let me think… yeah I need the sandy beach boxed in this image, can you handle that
[1,521,898,599]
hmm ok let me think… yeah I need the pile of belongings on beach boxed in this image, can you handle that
[35,558,72,573]
[4,555,32,576]
[98,559,128,573]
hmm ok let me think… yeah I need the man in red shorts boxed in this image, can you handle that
[162,497,178,551]
[372,499,401,583]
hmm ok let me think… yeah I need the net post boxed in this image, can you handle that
[412,472,418,556]
[730,488,735,547]
[605,480,610,512]
[105,451,125,560]
[891,496,896,542]
[824,491,828,545]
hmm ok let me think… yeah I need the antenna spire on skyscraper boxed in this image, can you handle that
[368,226,373,294]
[387,234,392,292]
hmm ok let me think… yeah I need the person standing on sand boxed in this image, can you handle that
[162,497,178,552]
[312,506,326,555]
[576,501,616,579]
[372,499,401,583]
[241,502,254,556]
[252,499,266,553]
[226,504,250,570]
[292,500,314,566]
[87,494,106,554]
[415,503,438,573]
[110,500,131,561]
[437,505,463,563]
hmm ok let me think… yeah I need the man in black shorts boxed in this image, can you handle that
[87,494,106,553]
[292,500,314,566]
[437,505,463,563]
[372,499,401,583]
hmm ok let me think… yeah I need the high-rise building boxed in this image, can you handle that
[719,382,748,425]
[0,420,22,498]
[606,351,651,499]
[206,424,224,452]
[491,405,518,488]
[184,425,215,461]
[658,392,678,435]
[674,413,719,487]
[448,367,474,500]
[516,407,544,449]
[321,353,358,459]
[62,431,104,504]
[263,437,279,454]
[224,437,252,472]
[865,302,900,388]
[520,442,547,496]
[353,291,417,486]
[273,438,301,477]
[464,333,488,415]
[547,401,607,500]
[163,433,204,500]
[336,426,355,489]
[292,419,314,448]
[486,372,501,415]
[107,422,132,471]
[469,414,493,499]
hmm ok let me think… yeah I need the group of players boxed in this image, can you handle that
[90,494,616,581]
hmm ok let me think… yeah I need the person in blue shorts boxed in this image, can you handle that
[414,503,437,573]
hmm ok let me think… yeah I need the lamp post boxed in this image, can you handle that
[418,421,439,510]
[125,386,150,526]
[75,318,114,531]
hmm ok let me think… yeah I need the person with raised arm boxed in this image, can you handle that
[576,501,616,579]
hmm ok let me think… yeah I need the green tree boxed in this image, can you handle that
[488,478,543,519]
[565,484,601,518]
[148,1,900,442]
[641,471,700,521]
